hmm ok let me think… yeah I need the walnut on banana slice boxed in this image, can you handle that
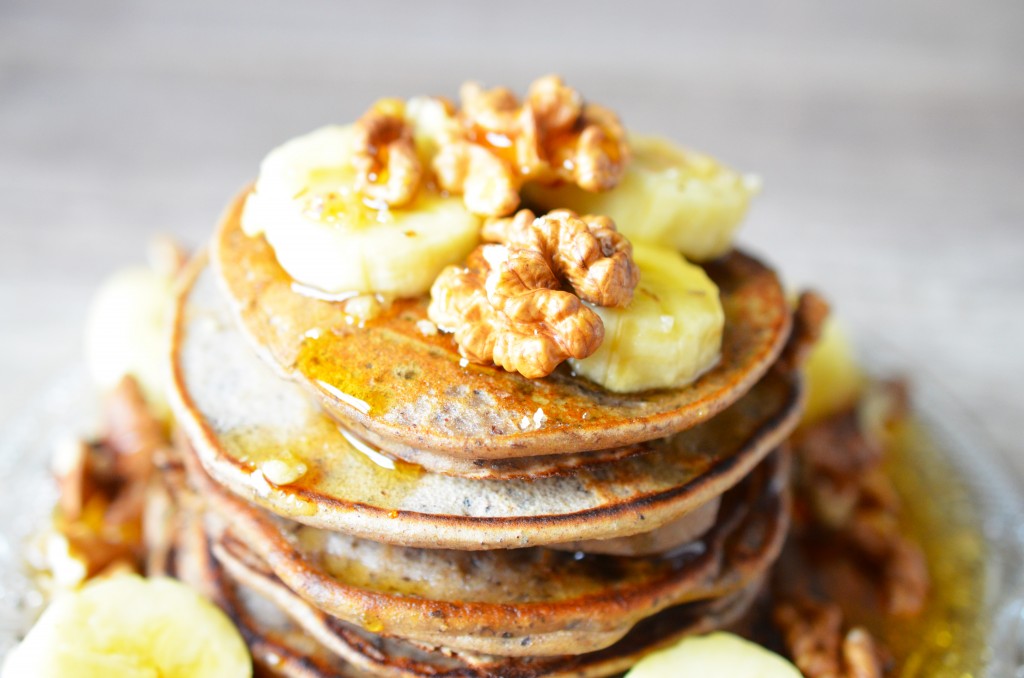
[352,99,424,207]
[429,209,637,379]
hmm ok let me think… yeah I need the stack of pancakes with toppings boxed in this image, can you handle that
[167,76,813,677]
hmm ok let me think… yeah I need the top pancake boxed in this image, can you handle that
[212,189,791,460]
[170,256,800,549]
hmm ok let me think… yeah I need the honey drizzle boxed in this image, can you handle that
[223,410,424,513]
[872,420,987,676]
[296,331,394,417]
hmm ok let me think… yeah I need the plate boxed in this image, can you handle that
[0,364,1022,675]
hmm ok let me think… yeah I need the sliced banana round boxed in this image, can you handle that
[625,632,801,678]
[2,575,251,678]
[241,124,480,298]
[524,134,758,261]
[569,244,724,393]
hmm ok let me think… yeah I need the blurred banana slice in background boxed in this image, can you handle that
[241,124,480,298]
[84,240,183,420]
[1,575,251,678]
[801,315,866,425]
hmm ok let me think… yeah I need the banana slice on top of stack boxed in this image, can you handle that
[241,123,481,299]
[238,89,761,393]
[570,243,724,392]
[524,134,759,262]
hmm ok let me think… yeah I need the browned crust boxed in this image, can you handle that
[211,187,792,460]
[191,449,789,657]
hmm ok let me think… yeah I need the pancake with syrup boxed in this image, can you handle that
[170,255,801,549]
[164,437,762,677]
[211,189,791,461]
[191,444,788,657]
[213,553,762,678]
[171,501,762,678]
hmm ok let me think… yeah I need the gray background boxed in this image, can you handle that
[1,0,1022,480]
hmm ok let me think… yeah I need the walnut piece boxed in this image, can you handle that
[460,81,522,136]
[526,74,583,135]
[774,598,885,678]
[520,77,629,191]
[352,100,423,207]
[483,209,639,307]
[778,291,830,372]
[433,140,520,216]
[49,376,170,583]
[570,102,630,191]
[429,209,639,378]
[429,246,603,378]
[433,75,630,217]
[845,506,930,617]
[793,383,930,617]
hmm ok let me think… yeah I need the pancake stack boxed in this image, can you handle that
[165,192,806,677]
[166,79,810,676]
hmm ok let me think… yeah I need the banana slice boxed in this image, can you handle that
[524,135,757,261]
[2,575,251,678]
[241,124,480,298]
[84,266,175,420]
[802,315,866,425]
[569,244,723,393]
[625,632,801,677]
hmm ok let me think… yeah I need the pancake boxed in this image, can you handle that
[168,451,762,677]
[212,189,791,460]
[171,257,800,548]
[195,449,789,657]
[217,553,763,678]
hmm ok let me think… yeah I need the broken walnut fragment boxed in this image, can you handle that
[429,209,638,379]
[774,597,886,678]
[433,140,520,217]
[352,99,423,208]
[49,376,171,584]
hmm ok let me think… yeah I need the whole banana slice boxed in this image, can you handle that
[2,575,251,678]
[241,124,480,298]
[569,243,724,393]
[524,135,758,261]
[625,632,801,678]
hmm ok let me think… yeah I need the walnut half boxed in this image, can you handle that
[432,75,631,217]
[483,209,639,308]
[429,209,638,379]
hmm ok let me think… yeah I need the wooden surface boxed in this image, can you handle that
[1,0,1021,482]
